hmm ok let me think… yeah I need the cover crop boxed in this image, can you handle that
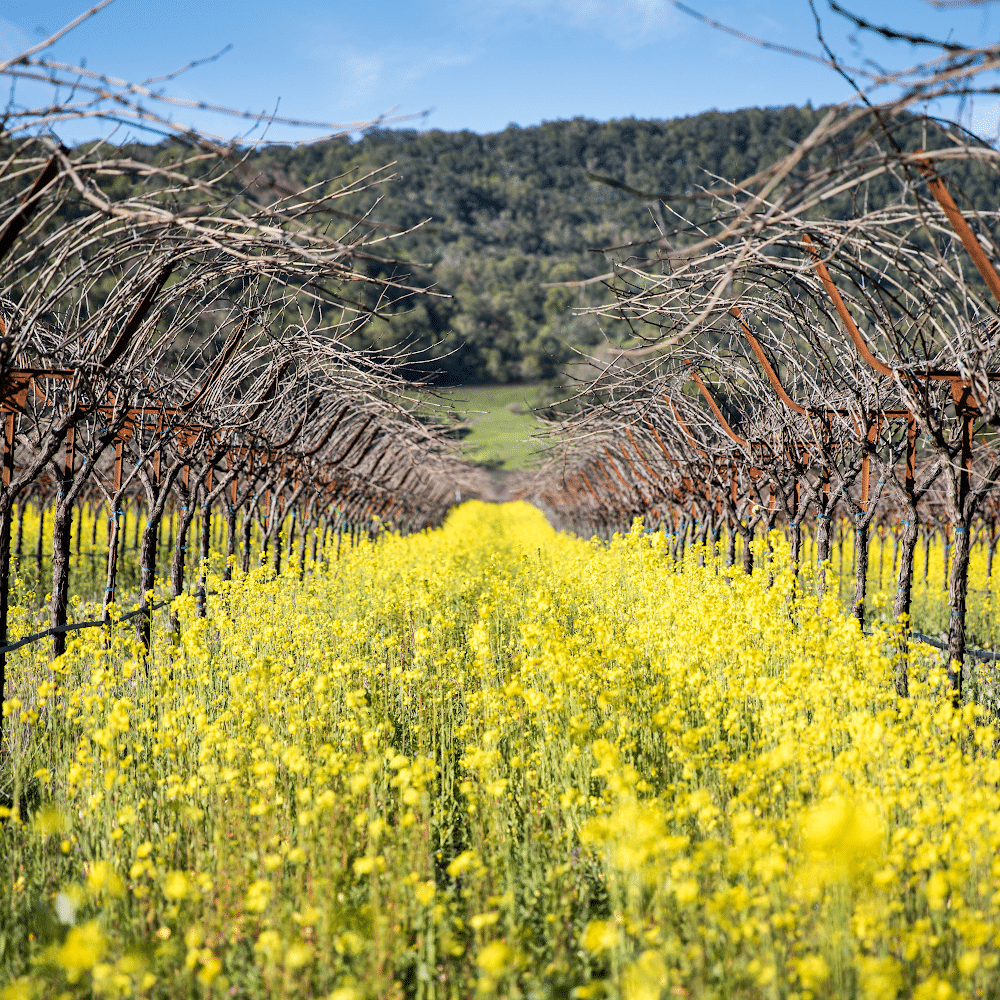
[2,501,997,999]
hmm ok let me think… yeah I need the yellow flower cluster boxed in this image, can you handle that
[1,501,997,998]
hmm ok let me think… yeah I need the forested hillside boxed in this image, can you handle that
[246,107,993,384]
[250,106,836,383]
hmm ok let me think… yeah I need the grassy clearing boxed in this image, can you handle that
[437,384,546,470]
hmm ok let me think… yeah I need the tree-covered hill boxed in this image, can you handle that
[243,106,837,384]
[247,106,994,384]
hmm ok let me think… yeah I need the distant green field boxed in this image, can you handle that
[437,384,546,470]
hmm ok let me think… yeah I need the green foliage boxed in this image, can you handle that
[247,107,847,383]
[246,106,1000,384]
[28,108,997,385]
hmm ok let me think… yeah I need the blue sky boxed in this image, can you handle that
[3,1,1000,142]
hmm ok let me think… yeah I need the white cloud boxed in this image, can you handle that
[304,36,474,112]
[0,16,33,63]
[966,96,1000,145]
[465,0,680,46]
[340,50,385,105]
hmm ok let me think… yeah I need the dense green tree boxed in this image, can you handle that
[247,106,858,383]
[57,106,996,385]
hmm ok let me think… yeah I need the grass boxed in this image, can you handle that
[437,384,546,470]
